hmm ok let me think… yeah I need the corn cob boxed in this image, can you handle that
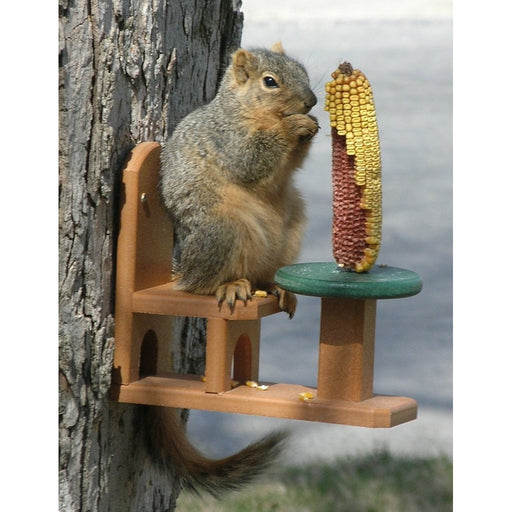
[324,62,382,272]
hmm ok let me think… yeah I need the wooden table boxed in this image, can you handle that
[275,262,422,402]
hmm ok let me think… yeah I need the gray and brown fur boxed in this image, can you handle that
[158,43,318,496]
[161,42,318,316]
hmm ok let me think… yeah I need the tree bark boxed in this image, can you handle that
[58,1,242,510]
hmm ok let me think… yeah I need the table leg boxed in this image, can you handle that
[317,298,376,401]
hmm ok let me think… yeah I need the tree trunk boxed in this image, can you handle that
[58,1,242,510]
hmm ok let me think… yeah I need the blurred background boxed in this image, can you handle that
[187,0,452,465]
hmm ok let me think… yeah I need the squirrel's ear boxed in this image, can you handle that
[232,49,258,84]
[270,41,285,55]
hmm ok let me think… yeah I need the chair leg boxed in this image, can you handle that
[233,320,261,384]
[205,318,261,393]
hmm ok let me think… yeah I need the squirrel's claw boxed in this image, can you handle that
[215,279,252,313]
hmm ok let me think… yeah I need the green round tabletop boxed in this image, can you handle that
[275,262,422,299]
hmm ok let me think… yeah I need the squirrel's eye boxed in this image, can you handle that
[263,76,279,88]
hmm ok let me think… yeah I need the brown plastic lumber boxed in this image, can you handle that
[205,319,261,393]
[110,373,417,428]
[113,142,175,385]
[132,282,280,320]
[318,298,376,401]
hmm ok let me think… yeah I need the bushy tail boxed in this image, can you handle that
[143,406,287,498]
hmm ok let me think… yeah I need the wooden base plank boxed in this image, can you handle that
[110,373,417,428]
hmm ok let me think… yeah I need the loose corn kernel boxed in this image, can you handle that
[324,61,382,272]
[245,380,269,391]
[299,391,314,401]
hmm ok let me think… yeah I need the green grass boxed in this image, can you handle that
[175,450,452,512]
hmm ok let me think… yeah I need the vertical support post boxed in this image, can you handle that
[317,298,376,401]
[205,318,261,393]
[205,318,232,393]
[233,321,261,384]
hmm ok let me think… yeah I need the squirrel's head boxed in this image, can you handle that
[225,43,317,117]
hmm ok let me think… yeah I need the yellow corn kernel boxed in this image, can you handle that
[245,380,269,391]
[299,391,314,401]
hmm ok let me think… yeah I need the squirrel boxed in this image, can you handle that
[152,42,319,497]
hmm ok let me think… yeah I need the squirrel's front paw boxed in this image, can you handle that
[285,114,319,143]
[215,279,252,313]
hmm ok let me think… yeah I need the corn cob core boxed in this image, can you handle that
[325,62,382,272]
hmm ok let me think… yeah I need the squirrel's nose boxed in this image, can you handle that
[304,91,317,110]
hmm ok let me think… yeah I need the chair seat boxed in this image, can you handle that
[132,281,281,320]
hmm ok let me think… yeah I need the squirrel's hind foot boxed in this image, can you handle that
[271,286,297,319]
[216,279,253,313]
